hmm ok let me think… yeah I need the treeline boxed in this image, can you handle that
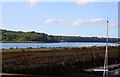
[1,29,119,43]
[54,36,118,43]
[1,29,56,42]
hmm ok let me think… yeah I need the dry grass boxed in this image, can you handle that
[2,46,120,75]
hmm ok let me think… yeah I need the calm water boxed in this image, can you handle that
[0,42,118,49]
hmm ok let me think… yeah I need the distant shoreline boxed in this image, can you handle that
[1,41,46,43]
[1,41,118,43]
[2,29,119,43]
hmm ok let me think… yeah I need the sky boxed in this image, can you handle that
[1,0,119,38]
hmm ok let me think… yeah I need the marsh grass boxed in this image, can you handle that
[2,46,120,75]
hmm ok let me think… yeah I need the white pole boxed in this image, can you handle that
[103,19,109,77]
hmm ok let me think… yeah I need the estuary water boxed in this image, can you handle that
[1,42,118,49]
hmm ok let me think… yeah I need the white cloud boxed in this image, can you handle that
[89,18,104,22]
[75,0,100,5]
[46,18,59,24]
[46,18,83,26]
[45,18,117,27]
[74,0,119,5]
[26,0,38,8]
[72,19,84,26]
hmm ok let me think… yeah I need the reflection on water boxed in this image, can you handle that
[1,42,118,49]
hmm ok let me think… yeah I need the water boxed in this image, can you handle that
[0,42,118,49]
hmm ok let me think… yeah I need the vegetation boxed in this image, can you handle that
[1,29,119,43]
[1,29,56,42]
[2,46,120,75]
[55,36,119,42]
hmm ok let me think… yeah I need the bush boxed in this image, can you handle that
[9,47,14,49]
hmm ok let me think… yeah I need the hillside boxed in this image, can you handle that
[1,29,119,43]
[1,29,56,43]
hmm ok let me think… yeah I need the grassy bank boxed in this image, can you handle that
[2,46,120,75]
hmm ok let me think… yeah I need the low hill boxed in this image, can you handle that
[0,29,119,43]
[1,29,56,43]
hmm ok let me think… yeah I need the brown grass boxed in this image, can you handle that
[2,46,120,75]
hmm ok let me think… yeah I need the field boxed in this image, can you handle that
[2,46,120,77]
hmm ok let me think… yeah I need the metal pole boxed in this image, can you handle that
[103,19,109,77]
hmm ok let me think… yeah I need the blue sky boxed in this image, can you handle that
[1,1,118,38]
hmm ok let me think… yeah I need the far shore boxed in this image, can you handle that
[1,41,49,43]
[1,41,119,43]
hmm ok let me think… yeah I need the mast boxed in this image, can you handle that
[103,19,109,77]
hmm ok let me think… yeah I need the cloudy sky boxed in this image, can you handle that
[1,0,119,37]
